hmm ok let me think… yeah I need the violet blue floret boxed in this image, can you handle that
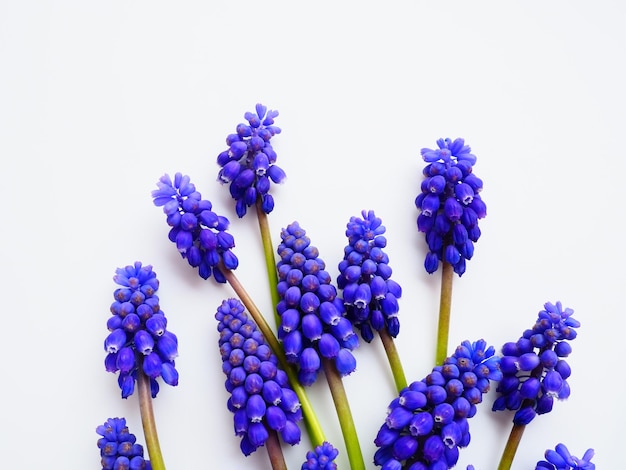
[302,441,340,469]
[373,340,501,469]
[96,417,152,470]
[337,210,403,342]
[492,301,579,425]
[104,262,179,399]
[217,103,286,218]
[276,222,360,386]
[152,172,238,282]
[536,443,595,470]
[216,298,303,456]
[415,138,486,276]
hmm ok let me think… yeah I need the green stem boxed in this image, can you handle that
[265,430,288,470]
[137,367,166,470]
[321,358,365,470]
[379,329,408,393]
[435,261,454,365]
[497,423,526,470]
[255,198,281,328]
[217,261,326,448]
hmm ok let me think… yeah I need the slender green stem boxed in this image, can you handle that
[379,329,408,393]
[435,261,454,365]
[255,198,281,328]
[137,367,166,470]
[321,358,365,470]
[217,261,326,448]
[497,423,526,470]
[265,430,288,470]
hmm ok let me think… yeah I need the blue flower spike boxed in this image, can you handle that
[216,298,303,456]
[415,138,486,276]
[152,172,239,282]
[536,443,595,470]
[96,417,152,470]
[302,441,340,470]
[104,262,179,399]
[217,103,286,217]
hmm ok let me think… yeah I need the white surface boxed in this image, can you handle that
[1,1,622,468]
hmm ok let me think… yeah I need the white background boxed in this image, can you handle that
[1,1,622,468]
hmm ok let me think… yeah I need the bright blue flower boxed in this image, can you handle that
[216,298,302,456]
[217,103,285,217]
[492,302,579,424]
[374,340,500,469]
[276,222,359,385]
[104,262,179,398]
[415,138,485,276]
[301,441,340,469]
[152,172,238,282]
[536,443,595,470]
[337,210,403,342]
[96,417,152,470]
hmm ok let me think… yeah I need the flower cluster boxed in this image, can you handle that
[374,340,501,469]
[152,172,238,282]
[415,138,486,276]
[492,301,579,425]
[104,262,179,398]
[216,298,303,455]
[96,417,152,470]
[337,210,402,342]
[276,221,359,386]
[301,441,340,470]
[217,103,286,217]
[536,443,595,470]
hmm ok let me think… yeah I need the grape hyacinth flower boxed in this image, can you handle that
[104,262,179,399]
[276,222,359,386]
[216,298,303,456]
[536,443,595,470]
[152,172,238,282]
[415,138,486,276]
[217,103,286,217]
[337,210,402,343]
[96,417,152,470]
[302,441,340,470]
[373,340,501,469]
[492,301,579,425]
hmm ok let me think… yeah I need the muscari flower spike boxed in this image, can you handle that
[276,222,359,386]
[302,441,340,470]
[217,103,286,218]
[152,172,238,282]
[415,137,486,276]
[536,443,595,470]
[104,262,179,399]
[216,298,303,456]
[96,417,152,470]
[373,340,501,469]
[337,210,403,343]
[492,301,579,425]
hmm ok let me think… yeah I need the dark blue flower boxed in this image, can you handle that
[216,298,302,456]
[337,210,402,342]
[152,172,238,282]
[96,417,152,470]
[276,222,359,385]
[301,441,340,469]
[415,138,485,276]
[536,443,595,470]
[104,262,179,398]
[492,301,579,425]
[374,340,501,469]
[217,103,285,217]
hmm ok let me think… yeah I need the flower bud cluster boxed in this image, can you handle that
[216,298,302,456]
[415,138,486,276]
[536,443,595,470]
[276,222,359,386]
[302,441,340,470]
[217,103,286,217]
[337,210,402,342]
[374,340,501,469]
[152,172,238,282]
[96,417,152,470]
[492,301,579,425]
[104,262,179,398]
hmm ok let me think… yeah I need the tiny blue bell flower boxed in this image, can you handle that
[301,441,340,470]
[96,418,152,470]
[536,443,595,469]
